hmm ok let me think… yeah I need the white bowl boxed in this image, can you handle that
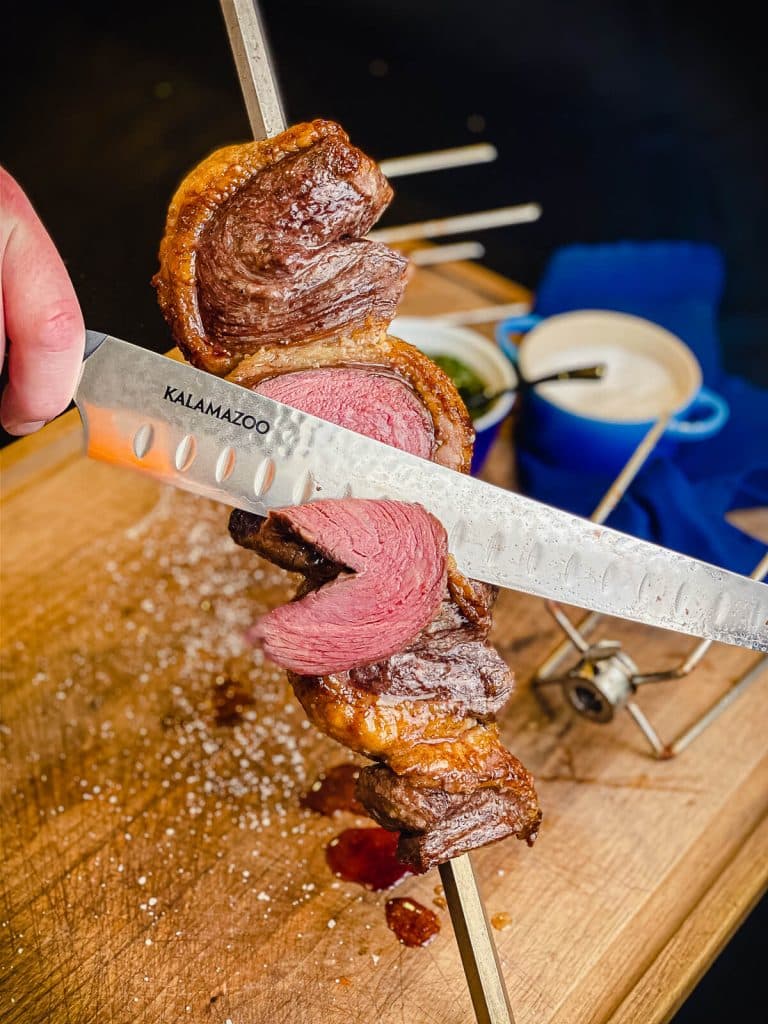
[389,316,518,435]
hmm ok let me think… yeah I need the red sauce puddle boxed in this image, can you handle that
[304,763,441,947]
[326,827,413,891]
[385,897,440,947]
[300,763,365,816]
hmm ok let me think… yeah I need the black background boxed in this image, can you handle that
[2,2,765,1018]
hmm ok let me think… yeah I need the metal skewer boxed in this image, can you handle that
[368,203,542,244]
[219,0,286,138]
[380,142,498,178]
[217,3,518,1021]
[440,856,516,1024]
[425,303,533,326]
[408,241,486,266]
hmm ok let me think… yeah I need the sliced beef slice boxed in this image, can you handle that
[248,499,448,675]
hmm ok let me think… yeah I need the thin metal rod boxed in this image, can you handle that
[668,656,768,756]
[535,610,602,680]
[368,204,542,244]
[749,548,768,584]
[426,302,533,327]
[676,638,713,678]
[546,601,591,653]
[590,414,673,524]
[219,0,286,139]
[380,143,498,178]
[439,855,516,1024]
[632,640,716,686]
[408,241,486,267]
[626,701,669,757]
[534,416,670,683]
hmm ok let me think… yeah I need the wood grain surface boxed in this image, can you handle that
[1,260,766,1024]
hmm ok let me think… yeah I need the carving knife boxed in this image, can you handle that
[76,330,767,653]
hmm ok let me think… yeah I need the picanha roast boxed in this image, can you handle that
[154,119,542,872]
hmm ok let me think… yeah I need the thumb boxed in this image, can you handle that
[1,167,85,435]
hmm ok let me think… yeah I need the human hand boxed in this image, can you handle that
[1,167,85,435]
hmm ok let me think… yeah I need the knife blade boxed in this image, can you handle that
[75,331,768,652]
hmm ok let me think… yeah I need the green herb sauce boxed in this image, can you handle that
[431,355,491,420]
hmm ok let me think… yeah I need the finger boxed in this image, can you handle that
[1,168,84,434]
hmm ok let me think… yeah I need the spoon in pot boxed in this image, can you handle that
[463,362,606,413]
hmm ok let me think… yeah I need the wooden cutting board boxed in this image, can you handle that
[1,260,766,1024]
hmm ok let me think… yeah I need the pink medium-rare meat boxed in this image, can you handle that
[255,368,434,459]
[250,500,448,675]
[228,334,475,474]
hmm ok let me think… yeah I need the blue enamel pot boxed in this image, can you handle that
[496,310,729,475]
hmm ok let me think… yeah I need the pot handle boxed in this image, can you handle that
[666,387,730,440]
[495,314,543,363]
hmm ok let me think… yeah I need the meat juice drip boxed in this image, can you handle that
[303,765,436,939]
[326,828,413,891]
[300,763,366,816]
[491,912,513,932]
[210,677,256,727]
[385,897,440,947]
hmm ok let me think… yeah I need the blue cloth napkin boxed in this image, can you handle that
[516,241,768,575]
